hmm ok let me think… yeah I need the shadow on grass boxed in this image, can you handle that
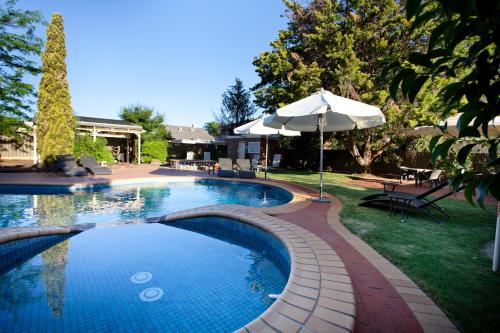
[267,170,499,333]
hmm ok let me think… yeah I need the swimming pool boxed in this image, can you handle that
[0,216,290,332]
[0,179,292,228]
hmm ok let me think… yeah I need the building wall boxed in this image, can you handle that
[0,135,35,161]
[169,143,226,161]
[226,137,279,163]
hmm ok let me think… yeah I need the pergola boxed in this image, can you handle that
[75,116,144,164]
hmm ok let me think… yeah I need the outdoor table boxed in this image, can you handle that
[170,159,215,172]
[399,166,432,186]
[387,192,415,222]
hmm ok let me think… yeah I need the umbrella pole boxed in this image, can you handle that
[319,115,324,198]
[313,114,329,203]
[265,135,268,179]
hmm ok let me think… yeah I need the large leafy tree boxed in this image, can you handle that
[119,104,169,142]
[253,0,443,171]
[0,0,43,141]
[35,13,74,164]
[390,0,499,205]
[204,121,221,136]
[215,78,256,127]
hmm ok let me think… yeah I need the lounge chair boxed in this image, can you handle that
[267,154,281,171]
[236,159,256,178]
[421,169,444,188]
[55,155,88,177]
[250,154,261,171]
[360,180,449,201]
[407,184,465,222]
[359,181,464,223]
[217,158,234,177]
[80,155,112,175]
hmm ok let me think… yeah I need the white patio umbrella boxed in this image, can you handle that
[405,114,500,137]
[234,115,300,178]
[264,88,386,201]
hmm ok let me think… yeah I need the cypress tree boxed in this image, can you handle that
[36,13,74,164]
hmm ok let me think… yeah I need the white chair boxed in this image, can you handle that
[250,154,261,171]
[268,154,281,171]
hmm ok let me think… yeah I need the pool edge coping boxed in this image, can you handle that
[0,223,95,244]
[326,197,459,333]
[0,175,312,215]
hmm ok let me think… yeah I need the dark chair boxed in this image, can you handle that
[408,185,464,222]
[55,155,88,177]
[360,180,449,201]
[80,155,112,175]
[360,181,464,223]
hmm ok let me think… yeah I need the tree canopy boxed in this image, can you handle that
[252,0,445,171]
[215,78,256,127]
[390,0,499,205]
[119,104,169,142]
[204,121,221,136]
[0,0,43,140]
[35,13,74,164]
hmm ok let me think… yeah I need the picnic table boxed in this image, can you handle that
[399,166,432,186]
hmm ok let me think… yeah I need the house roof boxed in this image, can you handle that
[165,125,215,144]
[76,116,142,129]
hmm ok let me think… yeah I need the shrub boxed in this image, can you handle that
[73,135,114,163]
[141,140,167,164]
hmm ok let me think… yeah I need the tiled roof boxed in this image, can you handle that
[165,125,215,142]
[76,116,141,128]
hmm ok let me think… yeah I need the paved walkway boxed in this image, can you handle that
[268,180,457,333]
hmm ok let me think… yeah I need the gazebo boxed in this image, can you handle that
[75,116,144,164]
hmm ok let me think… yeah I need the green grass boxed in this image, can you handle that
[265,170,499,333]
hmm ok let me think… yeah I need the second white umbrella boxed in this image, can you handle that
[234,115,300,178]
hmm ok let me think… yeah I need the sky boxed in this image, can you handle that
[19,0,288,127]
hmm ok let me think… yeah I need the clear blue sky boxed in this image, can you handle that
[20,0,288,127]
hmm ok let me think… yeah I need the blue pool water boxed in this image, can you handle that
[0,217,290,332]
[0,179,292,228]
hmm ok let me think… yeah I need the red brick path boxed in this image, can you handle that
[272,181,423,333]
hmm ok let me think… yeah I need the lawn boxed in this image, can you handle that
[266,170,499,333]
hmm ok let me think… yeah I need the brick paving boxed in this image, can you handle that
[270,181,425,333]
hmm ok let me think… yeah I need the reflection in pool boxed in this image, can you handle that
[0,217,290,332]
[0,180,292,228]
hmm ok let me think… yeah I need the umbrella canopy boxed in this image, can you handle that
[234,116,300,178]
[264,89,385,201]
[234,116,300,136]
[264,89,385,132]
[406,114,500,137]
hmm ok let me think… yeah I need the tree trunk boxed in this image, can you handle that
[345,132,390,173]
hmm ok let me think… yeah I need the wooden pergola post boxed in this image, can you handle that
[137,131,141,164]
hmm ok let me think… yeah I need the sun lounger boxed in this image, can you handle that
[217,158,234,177]
[55,155,88,177]
[359,180,464,223]
[80,155,112,175]
[236,159,256,178]
[267,154,281,171]
[421,169,444,188]
[360,180,449,201]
